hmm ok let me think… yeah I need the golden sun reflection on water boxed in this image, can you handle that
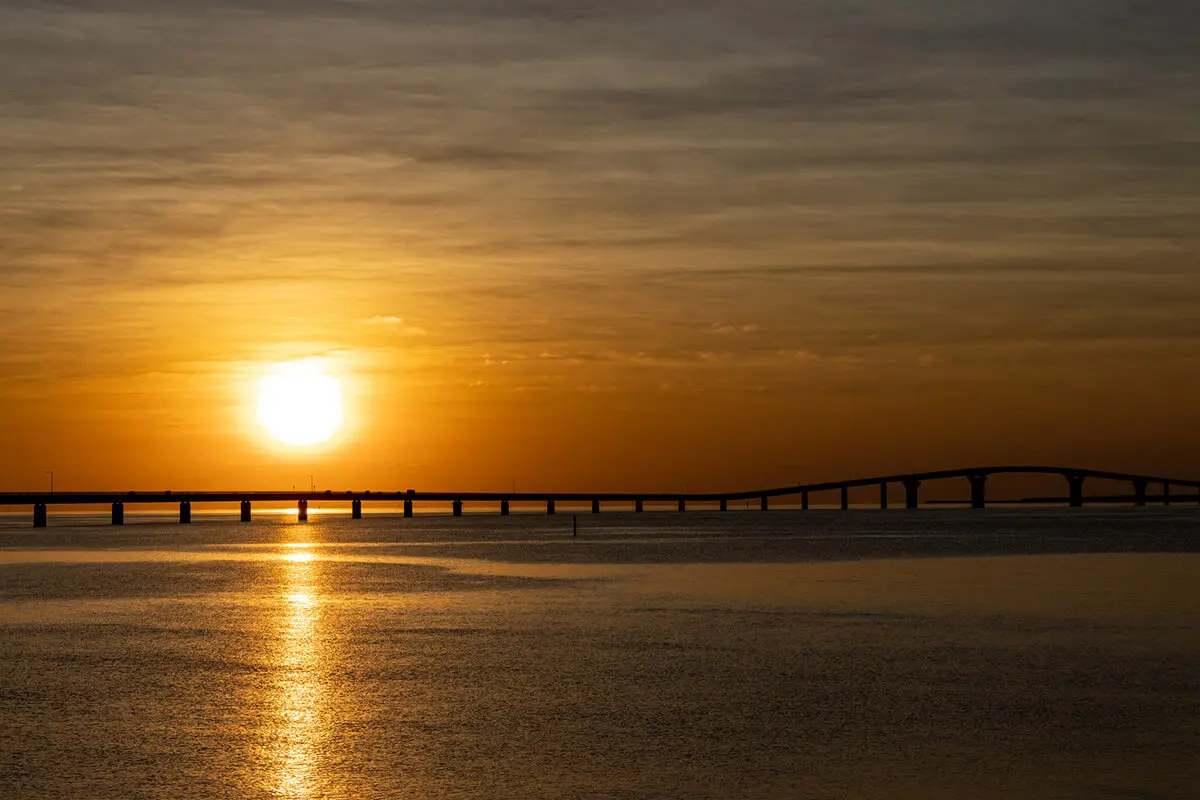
[268,507,341,518]
[285,592,316,607]
[274,548,322,799]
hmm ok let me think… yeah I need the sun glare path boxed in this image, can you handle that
[274,551,322,798]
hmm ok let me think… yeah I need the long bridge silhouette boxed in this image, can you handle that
[3,465,1198,526]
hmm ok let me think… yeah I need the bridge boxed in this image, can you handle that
[2,465,1198,527]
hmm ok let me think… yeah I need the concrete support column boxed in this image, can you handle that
[297,499,308,522]
[500,499,510,516]
[1163,483,1171,506]
[840,486,849,511]
[968,475,988,509]
[351,499,362,519]
[879,482,888,510]
[592,499,600,514]
[1133,479,1148,507]
[179,501,191,524]
[547,499,556,515]
[404,499,414,518]
[635,499,643,513]
[760,495,769,511]
[33,503,47,528]
[719,498,728,512]
[1067,475,1085,508]
[240,500,251,523]
[111,502,124,526]
[678,499,686,513]
[452,499,463,517]
[801,491,809,511]
[903,478,921,510]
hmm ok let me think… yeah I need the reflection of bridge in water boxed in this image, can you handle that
[5,465,1199,527]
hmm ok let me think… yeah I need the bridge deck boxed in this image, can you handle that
[1,465,1196,506]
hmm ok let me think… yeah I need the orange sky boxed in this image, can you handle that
[1,1,1198,494]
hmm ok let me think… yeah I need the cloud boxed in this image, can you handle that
[713,323,762,335]
[0,0,1197,390]
[363,316,427,336]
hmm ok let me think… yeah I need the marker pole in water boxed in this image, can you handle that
[573,514,577,537]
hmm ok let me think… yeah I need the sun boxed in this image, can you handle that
[257,360,345,447]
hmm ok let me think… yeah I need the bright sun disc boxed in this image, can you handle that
[257,361,344,447]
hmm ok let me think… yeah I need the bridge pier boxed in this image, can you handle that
[179,501,191,524]
[547,499,555,515]
[33,503,47,528]
[297,499,308,522]
[840,486,849,510]
[592,499,600,514]
[404,499,414,518]
[635,499,643,513]
[1133,479,1147,507]
[111,502,124,525]
[879,482,888,510]
[351,499,362,519]
[240,500,251,523]
[720,498,727,512]
[801,490,809,511]
[1163,483,1171,506]
[903,478,921,510]
[678,499,686,513]
[1067,475,1085,508]
[501,499,510,516]
[452,499,463,517]
[760,495,769,511]
[968,475,987,509]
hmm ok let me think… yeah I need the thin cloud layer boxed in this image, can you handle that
[0,0,1197,484]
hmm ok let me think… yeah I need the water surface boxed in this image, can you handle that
[1,511,1197,799]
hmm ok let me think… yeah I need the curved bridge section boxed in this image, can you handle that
[2,466,1197,526]
[745,465,1200,511]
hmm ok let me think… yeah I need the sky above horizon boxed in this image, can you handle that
[1,1,1198,493]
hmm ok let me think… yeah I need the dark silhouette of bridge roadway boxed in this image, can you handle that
[3,465,1197,527]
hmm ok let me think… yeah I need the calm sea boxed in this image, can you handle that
[1,510,1197,799]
